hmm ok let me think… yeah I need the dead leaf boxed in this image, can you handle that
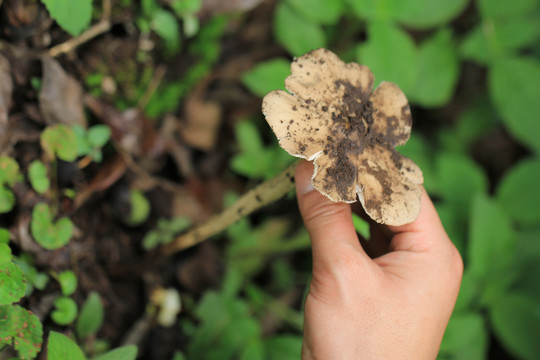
[39,56,86,127]
[0,54,13,148]
[179,87,222,151]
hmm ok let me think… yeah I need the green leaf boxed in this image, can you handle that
[128,190,150,226]
[396,134,437,193]
[31,203,73,250]
[241,59,291,97]
[264,335,302,360]
[496,158,540,226]
[87,125,111,148]
[0,305,43,359]
[47,331,86,360]
[395,0,469,29]
[439,312,488,360]
[0,228,9,244]
[460,17,540,64]
[28,160,50,194]
[468,195,517,305]
[0,186,15,213]
[285,0,344,24]
[51,296,78,325]
[352,213,370,239]
[490,293,540,360]
[151,9,181,55]
[345,0,402,21]
[58,270,77,296]
[142,217,190,250]
[0,156,21,187]
[410,29,459,107]
[357,21,417,95]
[41,0,92,36]
[436,153,488,233]
[274,2,326,56]
[171,0,202,16]
[0,247,27,305]
[41,124,79,161]
[77,291,104,339]
[477,0,539,20]
[489,57,540,153]
[92,345,138,360]
[460,25,491,64]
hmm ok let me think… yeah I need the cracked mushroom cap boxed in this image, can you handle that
[262,48,423,226]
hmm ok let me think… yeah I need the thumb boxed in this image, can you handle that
[295,161,368,268]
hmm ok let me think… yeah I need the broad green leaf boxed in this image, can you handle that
[51,296,78,325]
[437,153,488,228]
[410,29,459,107]
[41,124,78,161]
[490,293,540,360]
[58,270,77,296]
[87,125,111,148]
[92,345,138,360]
[0,186,15,213]
[460,17,540,64]
[47,331,86,360]
[77,291,104,339]
[264,335,302,360]
[453,271,478,312]
[31,203,73,250]
[468,195,516,305]
[28,160,50,194]
[285,0,344,24]
[496,158,540,226]
[171,0,202,16]
[241,59,291,97]
[128,190,150,226]
[0,257,26,305]
[489,57,540,153]
[395,0,469,29]
[345,0,402,21]
[439,312,488,360]
[357,21,417,95]
[477,0,538,20]
[41,0,92,36]
[274,2,326,56]
[0,156,21,187]
[460,25,491,64]
[0,228,9,244]
[396,134,437,193]
[438,99,497,153]
[151,9,181,55]
[0,305,43,359]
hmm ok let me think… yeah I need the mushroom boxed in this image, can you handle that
[262,48,423,226]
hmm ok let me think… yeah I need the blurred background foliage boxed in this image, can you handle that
[0,0,539,359]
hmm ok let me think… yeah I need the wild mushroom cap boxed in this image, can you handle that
[262,48,423,226]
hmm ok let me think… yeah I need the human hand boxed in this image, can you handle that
[295,161,463,360]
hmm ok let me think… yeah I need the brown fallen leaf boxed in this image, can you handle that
[178,78,222,151]
[39,56,86,127]
[0,54,13,148]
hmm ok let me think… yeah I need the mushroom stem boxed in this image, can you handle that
[161,161,299,255]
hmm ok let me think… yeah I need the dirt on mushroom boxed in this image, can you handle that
[262,48,423,226]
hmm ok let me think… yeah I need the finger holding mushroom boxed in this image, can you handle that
[262,48,423,226]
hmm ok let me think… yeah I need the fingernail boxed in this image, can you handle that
[299,179,315,195]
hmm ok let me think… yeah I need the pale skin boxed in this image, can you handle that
[295,161,463,360]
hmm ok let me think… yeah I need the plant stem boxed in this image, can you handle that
[161,161,299,255]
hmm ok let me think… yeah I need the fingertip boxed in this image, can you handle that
[387,187,441,235]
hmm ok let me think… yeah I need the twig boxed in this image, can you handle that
[48,20,111,57]
[48,0,112,57]
[161,161,298,255]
